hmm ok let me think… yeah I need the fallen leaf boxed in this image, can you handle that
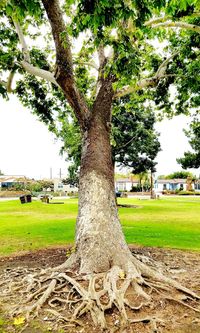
[13,316,25,326]
[119,270,125,279]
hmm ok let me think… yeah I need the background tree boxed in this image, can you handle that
[39,179,54,191]
[62,164,79,188]
[177,118,200,169]
[26,181,43,193]
[0,0,199,329]
[26,179,54,192]
[164,170,196,179]
[112,97,161,173]
[60,97,161,184]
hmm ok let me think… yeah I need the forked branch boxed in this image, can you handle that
[12,3,90,129]
[13,20,58,86]
[115,52,178,98]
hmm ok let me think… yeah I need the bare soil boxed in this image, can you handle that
[0,190,30,198]
[0,246,200,333]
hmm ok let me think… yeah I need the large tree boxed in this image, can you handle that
[0,0,200,329]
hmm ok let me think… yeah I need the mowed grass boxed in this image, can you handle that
[0,196,200,256]
[119,196,200,251]
[0,199,77,255]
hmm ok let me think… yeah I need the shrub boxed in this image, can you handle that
[178,191,195,195]
[121,192,128,198]
[130,186,139,192]
[162,190,169,195]
[52,192,60,197]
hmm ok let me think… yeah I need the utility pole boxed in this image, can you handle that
[59,168,63,179]
[50,168,52,179]
[150,170,153,199]
[150,170,155,199]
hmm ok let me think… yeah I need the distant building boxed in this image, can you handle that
[154,178,196,192]
[0,175,27,189]
[53,178,78,193]
[115,177,139,192]
[194,180,200,191]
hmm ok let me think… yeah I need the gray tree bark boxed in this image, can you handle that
[74,80,133,274]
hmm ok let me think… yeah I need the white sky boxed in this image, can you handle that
[0,95,199,179]
[0,96,68,179]
[155,117,197,176]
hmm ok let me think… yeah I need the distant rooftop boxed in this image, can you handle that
[115,178,139,183]
[157,178,187,184]
[0,175,27,182]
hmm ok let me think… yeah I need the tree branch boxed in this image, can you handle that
[20,60,58,86]
[6,71,15,92]
[154,52,178,77]
[94,44,109,97]
[12,4,90,129]
[115,135,137,151]
[146,20,200,34]
[144,16,171,27]
[115,78,157,98]
[41,0,73,82]
[145,13,200,27]
[0,79,7,89]
[41,0,90,129]
[115,53,178,98]
[0,71,15,93]
[98,44,106,69]
[13,20,31,63]
[73,59,99,71]
[13,20,59,86]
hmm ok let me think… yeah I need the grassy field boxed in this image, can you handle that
[0,196,200,256]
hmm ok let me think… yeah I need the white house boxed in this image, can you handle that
[0,175,27,189]
[194,180,200,191]
[53,178,78,194]
[115,177,139,192]
[154,178,194,192]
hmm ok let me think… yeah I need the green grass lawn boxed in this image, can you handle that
[0,196,200,256]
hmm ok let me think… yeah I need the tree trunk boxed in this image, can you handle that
[74,82,132,274]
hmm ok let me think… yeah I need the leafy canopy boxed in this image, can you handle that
[0,0,199,175]
[162,170,195,179]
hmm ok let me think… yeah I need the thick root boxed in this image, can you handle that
[0,255,200,331]
[133,256,200,300]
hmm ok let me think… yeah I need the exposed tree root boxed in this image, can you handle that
[0,254,200,331]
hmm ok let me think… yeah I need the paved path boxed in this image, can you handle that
[0,197,19,201]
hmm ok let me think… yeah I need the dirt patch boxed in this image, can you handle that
[0,246,200,333]
[0,190,30,198]
[0,247,67,271]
